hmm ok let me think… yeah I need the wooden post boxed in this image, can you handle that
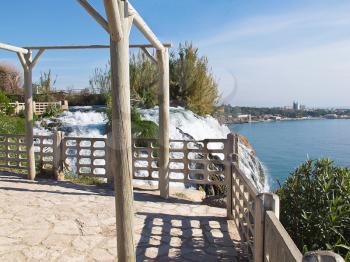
[21,51,36,180]
[105,0,136,261]
[15,101,19,114]
[226,133,234,219]
[157,48,170,199]
[254,193,280,262]
[234,134,239,169]
[106,132,114,186]
[53,131,64,180]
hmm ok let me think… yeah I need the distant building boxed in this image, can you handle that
[293,101,300,111]
[324,114,338,119]
[237,114,252,123]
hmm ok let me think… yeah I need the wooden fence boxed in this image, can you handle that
[0,132,344,262]
[9,100,68,115]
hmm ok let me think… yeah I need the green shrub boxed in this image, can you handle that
[277,159,350,259]
[42,104,61,118]
[170,43,219,116]
[131,107,158,138]
[106,95,158,139]
[0,90,15,115]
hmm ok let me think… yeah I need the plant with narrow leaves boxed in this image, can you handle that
[277,159,350,259]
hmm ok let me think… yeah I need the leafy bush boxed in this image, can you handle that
[277,159,350,259]
[0,90,14,115]
[131,107,158,138]
[42,104,61,118]
[106,95,158,138]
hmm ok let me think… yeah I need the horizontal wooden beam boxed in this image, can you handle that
[22,44,172,50]
[0,43,29,54]
[127,3,165,51]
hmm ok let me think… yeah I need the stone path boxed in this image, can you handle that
[0,173,240,261]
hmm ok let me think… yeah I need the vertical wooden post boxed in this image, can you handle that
[23,51,36,180]
[157,48,170,199]
[53,131,64,180]
[234,134,239,169]
[105,0,136,261]
[226,133,234,219]
[254,193,280,262]
[106,132,114,186]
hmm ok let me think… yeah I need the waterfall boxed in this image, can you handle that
[34,106,269,192]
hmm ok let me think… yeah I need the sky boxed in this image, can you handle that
[1,0,350,107]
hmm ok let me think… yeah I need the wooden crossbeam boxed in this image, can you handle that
[77,0,110,33]
[128,3,165,51]
[0,43,28,54]
[22,44,171,50]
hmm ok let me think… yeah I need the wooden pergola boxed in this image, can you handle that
[0,1,170,260]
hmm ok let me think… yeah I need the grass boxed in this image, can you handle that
[0,114,25,134]
[173,192,191,200]
[64,174,104,186]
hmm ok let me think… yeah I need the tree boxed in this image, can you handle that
[0,64,22,94]
[90,42,219,115]
[89,61,111,95]
[129,52,159,108]
[170,43,219,116]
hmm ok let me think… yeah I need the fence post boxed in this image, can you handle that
[234,134,239,169]
[32,101,36,115]
[106,132,114,187]
[53,131,64,180]
[302,251,345,262]
[254,193,280,262]
[15,101,19,114]
[226,133,235,219]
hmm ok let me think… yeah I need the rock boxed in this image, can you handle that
[202,195,227,208]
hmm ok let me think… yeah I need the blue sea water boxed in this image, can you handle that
[229,119,350,191]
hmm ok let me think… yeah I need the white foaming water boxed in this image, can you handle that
[34,106,268,192]
[140,107,268,192]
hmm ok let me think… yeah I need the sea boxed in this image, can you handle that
[229,119,350,191]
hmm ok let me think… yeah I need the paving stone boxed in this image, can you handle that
[0,173,240,262]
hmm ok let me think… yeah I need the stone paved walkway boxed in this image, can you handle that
[0,173,240,261]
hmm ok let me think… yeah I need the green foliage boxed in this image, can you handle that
[170,43,219,116]
[0,114,25,134]
[64,175,104,186]
[131,107,158,138]
[106,95,158,138]
[130,53,159,108]
[89,62,111,95]
[0,90,14,115]
[34,70,57,102]
[277,159,350,259]
[90,42,219,116]
[42,104,62,118]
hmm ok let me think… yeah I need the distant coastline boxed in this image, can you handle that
[215,105,350,125]
[222,116,350,125]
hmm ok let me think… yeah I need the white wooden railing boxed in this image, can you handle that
[0,132,345,262]
[9,100,68,115]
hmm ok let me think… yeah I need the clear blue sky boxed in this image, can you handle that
[1,0,350,107]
